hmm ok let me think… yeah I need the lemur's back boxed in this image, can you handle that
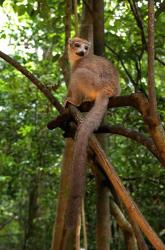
[68,54,120,106]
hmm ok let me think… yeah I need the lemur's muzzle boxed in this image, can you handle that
[76,51,85,57]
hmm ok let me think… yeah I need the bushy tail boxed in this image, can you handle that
[65,95,109,228]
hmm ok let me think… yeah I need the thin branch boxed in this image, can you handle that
[106,44,138,89]
[65,0,72,45]
[0,214,17,230]
[110,200,138,250]
[128,0,164,66]
[135,59,142,86]
[127,0,147,49]
[59,0,72,85]
[74,0,79,36]
[0,50,64,114]
[129,217,149,250]
[148,0,157,117]
[155,55,165,66]
[96,125,159,160]
[155,1,165,18]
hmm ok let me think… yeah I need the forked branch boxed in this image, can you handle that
[69,104,165,250]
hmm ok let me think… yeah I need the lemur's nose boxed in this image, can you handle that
[77,51,84,56]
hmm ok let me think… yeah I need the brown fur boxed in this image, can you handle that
[65,37,120,228]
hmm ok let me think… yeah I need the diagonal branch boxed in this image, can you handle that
[106,44,138,89]
[128,0,165,66]
[155,1,165,18]
[155,55,165,66]
[110,200,138,250]
[96,125,159,159]
[127,0,147,49]
[69,104,165,250]
[0,50,64,114]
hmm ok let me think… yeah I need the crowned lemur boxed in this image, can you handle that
[65,37,120,228]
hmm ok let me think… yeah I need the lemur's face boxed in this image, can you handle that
[68,37,90,58]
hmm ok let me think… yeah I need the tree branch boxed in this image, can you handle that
[127,0,147,49]
[106,44,138,89]
[155,1,165,18]
[155,55,165,66]
[147,0,157,117]
[0,214,17,230]
[68,104,165,250]
[74,0,79,36]
[0,50,64,114]
[110,200,138,250]
[48,92,165,166]
[129,216,149,250]
[82,0,94,17]
[96,125,159,160]
[47,113,159,161]
[128,0,164,66]
[58,0,72,86]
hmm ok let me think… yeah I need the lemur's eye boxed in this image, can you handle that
[75,43,80,48]
[85,46,88,50]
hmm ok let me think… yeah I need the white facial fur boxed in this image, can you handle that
[68,38,91,58]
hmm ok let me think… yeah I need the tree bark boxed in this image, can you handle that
[110,201,138,250]
[148,0,157,118]
[51,138,75,250]
[93,1,111,248]
[69,104,165,250]
[129,217,149,250]
[93,0,104,55]
[96,173,111,249]
[80,0,93,44]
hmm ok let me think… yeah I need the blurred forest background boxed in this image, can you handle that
[0,0,165,249]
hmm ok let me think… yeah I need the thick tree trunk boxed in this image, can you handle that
[96,173,111,249]
[51,138,75,250]
[93,0,104,55]
[80,0,93,43]
[93,1,111,249]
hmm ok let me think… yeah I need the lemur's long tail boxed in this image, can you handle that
[65,95,109,228]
